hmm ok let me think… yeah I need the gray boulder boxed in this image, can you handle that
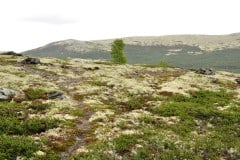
[22,57,41,64]
[197,68,215,75]
[48,91,65,100]
[0,88,15,101]
[235,78,240,84]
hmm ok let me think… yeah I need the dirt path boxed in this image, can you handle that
[21,64,93,160]
[60,106,93,160]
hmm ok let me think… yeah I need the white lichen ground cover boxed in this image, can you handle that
[0,55,240,159]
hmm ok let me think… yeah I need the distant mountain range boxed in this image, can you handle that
[22,34,240,73]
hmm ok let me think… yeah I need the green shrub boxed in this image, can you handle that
[127,96,145,110]
[23,118,60,134]
[0,117,59,135]
[0,135,40,160]
[113,134,138,154]
[144,61,171,68]
[33,151,60,160]
[125,94,157,111]
[130,147,154,160]
[0,102,25,117]
[24,88,47,100]
[90,77,107,86]
[110,39,127,64]
[194,136,223,159]
[28,103,51,112]
[71,142,113,160]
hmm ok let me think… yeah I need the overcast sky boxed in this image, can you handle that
[0,0,239,52]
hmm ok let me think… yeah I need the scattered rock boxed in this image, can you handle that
[21,57,41,64]
[13,91,26,103]
[35,151,46,156]
[235,78,240,85]
[48,91,65,99]
[197,68,215,75]
[0,51,23,56]
[32,99,44,106]
[61,65,70,69]
[0,88,15,101]
[83,66,100,71]
[159,91,174,97]
[41,63,54,66]
[211,78,219,83]
[13,97,24,103]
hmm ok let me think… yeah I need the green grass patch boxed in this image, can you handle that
[0,117,60,135]
[122,94,159,111]
[113,134,139,154]
[143,61,172,68]
[24,87,47,100]
[28,102,52,112]
[0,100,62,159]
[0,101,60,135]
[89,77,107,86]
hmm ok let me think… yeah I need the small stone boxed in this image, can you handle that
[32,99,44,105]
[235,78,240,84]
[83,66,100,71]
[13,91,26,103]
[0,88,15,101]
[211,78,219,83]
[35,150,46,156]
[13,97,24,103]
[48,91,65,99]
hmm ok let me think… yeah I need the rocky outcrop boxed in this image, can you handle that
[0,88,15,101]
[22,57,41,64]
[0,51,22,56]
[197,68,215,75]
[48,91,65,99]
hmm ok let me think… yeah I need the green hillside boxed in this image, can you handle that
[23,44,240,73]
[125,45,240,73]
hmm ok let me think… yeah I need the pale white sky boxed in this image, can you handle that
[0,0,239,52]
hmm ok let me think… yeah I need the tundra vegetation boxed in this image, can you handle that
[0,54,239,160]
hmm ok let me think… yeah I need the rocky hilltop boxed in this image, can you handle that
[0,54,240,159]
[25,34,240,53]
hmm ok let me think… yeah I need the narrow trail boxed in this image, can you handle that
[21,64,94,160]
[60,105,93,160]
[59,80,93,160]
[55,68,94,159]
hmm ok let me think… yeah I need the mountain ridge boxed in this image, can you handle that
[22,34,240,73]
[23,33,240,52]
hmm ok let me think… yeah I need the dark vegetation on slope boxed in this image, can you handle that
[23,44,240,73]
[125,45,240,73]
[0,101,60,159]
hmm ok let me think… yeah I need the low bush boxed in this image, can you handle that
[113,134,139,154]
[24,87,47,100]
[0,135,40,160]
[0,117,59,135]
